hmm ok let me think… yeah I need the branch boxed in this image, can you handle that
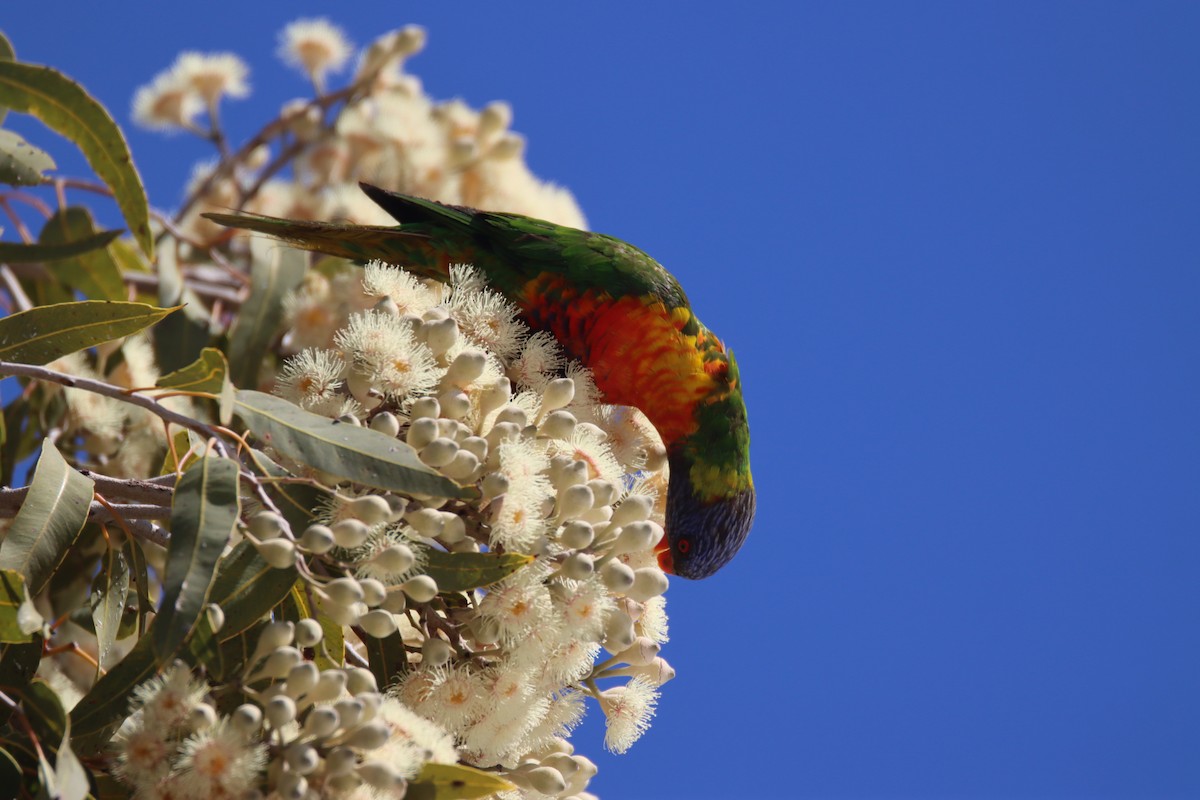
[0,361,227,454]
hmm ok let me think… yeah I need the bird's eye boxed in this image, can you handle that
[676,537,692,554]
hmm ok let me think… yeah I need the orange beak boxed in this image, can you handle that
[655,540,675,574]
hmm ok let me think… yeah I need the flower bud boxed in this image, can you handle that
[204,603,225,634]
[359,578,387,607]
[561,552,595,580]
[248,511,289,540]
[527,766,567,796]
[332,519,371,549]
[308,669,348,704]
[600,560,636,593]
[406,417,439,449]
[359,609,398,638]
[300,524,335,554]
[326,746,358,775]
[424,317,459,356]
[369,411,401,437]
[540,378,575,414]
[406,507,444,537]
[373,543,415,575]
[303,705,341,738]
[493,405,528,428]
[554,460,588,490]
[439,513,468,544]
[359,761,403,790]
[260,646,303,679]
[285,662,320,697]
[603,612,636,654]
[617,636,661,666]
[346,495,392,526]
[258,621,295,651]
[477,378,512,421]
[441,450,480,480]
[402,575,439,603]
[189,702,217,731]
[421,636,453,667]
[265,694,297,728]
[381,587,408,613]
[538,409,577,440]
[439,389,471,420]
[287,742,320,774]
[557,484,594,520]
[628,567,670,602]
[325,577,364,606]
[611,495,653,527]
[445,349,487,386]
[257,538,297,569]
[587,479,618,508]
[613,521,665,554]
[335,698,363,729]
[346,668,378,696]
[559,520,594,549]
[231,703,262,734]
[410,397,441,421]
[490,133,525,160]
[420,437,459,467]
[344,720,389,751]
[481,472,510,500]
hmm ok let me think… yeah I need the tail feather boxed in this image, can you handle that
[201,210,448,280]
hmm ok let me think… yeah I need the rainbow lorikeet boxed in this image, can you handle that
[205,184,754,579]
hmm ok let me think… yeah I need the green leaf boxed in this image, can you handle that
[154,456,239,662]
[407,763,516,800]
[0,569,43,642]
[245,448,323,542]
[364,623,408,691]
[0,639,41,727]
[36,207,125,300]
[0,61,151,256]
[0,300,179,365]
[153,241,211,375]
[0,226,119,264]
[228,244,305,388]
[204,540,297,638]
[235,390,469,499]
[0,128,55,186]
[19,678,67,753]
[125,537,152,637]
[280,583,343,670]
[418,548,534,593]
[0,440,93,596]
[70,633,156,755]
[89,547,129,673]
[156,347,230,395]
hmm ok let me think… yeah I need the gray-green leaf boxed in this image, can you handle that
[37,207,125,300]
[0,300,179,365]
[228,244,305,388]
[0,569,43,643]
[0,128,55,186]
[89,547,129,673]
[235,390,469,499]
[419,548,534,593]
[0,440,93,596]
[154,456,239,663]
[0,60,151,256]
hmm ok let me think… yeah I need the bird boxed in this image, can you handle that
[204,183,754,579]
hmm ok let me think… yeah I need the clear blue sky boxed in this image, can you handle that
[5,2,1199,798]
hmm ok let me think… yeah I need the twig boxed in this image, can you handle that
[0,361,227,453]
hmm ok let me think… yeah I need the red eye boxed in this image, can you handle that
[676,537,691,554]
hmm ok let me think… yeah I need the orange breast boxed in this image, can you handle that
[519,275,717,446]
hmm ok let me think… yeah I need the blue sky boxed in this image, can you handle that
[5,2,1199,798]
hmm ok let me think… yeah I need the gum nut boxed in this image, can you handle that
[420,437,459,467]
[347,495,392,525]
[369,411,401,437]
[611,495,653,526]
[402,575,439,602]
[248,510,288,540]
[331,519,371,548]
[257,538,297,569]
[406,417,439,448]
[300,524,335,554]
[294,618,324,647]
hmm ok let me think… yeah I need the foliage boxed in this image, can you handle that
[0,20,674,800]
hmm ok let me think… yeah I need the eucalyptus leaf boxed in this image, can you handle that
[245,448,323,542]
[364,621,409,692]
[205,540,298,638]
[154,456,239,663]
[235,390,469,499]
[0,569,43,643]
[228,244,305,388]
[0,748,19,798]
[0,128,55,186]
[0,300,180,365]
[0,226,120,264]
[0,60,151,255]
[0,639,41,727]
[407,763,516,800]
[418,548,534,593]
[20,678,67,753]
[37,207,125,300]
[157,347,230,394]
[0,440,93,596]
[89,547,130,673]
[70,633,156,754]
[153,241,211,374]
